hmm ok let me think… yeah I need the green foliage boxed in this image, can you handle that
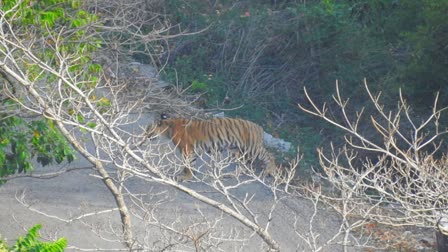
[347,0,448,107]
[394,0,448,106]
[0,236,7,252]
[1,0,102,86]
[0,114,75,181]
[0,224,67,252]
[2,0,97,30]
[190,80,208,93]
[0,0,102,181]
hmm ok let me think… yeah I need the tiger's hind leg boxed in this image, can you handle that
[258,147,279,178]
[228,147,260,177]
[225,147,246,178]
[177,158,194,181]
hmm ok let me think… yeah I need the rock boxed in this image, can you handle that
[128,62,159,79]
[437,215,448,251]
[263,132,292,153]
[212,112,225,118]
[403,230,412,238]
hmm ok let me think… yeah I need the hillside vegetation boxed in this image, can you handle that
[153,0,448,169]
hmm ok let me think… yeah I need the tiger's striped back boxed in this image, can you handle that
[147,116,277,179]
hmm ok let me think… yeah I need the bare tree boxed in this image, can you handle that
[0,1,301,251]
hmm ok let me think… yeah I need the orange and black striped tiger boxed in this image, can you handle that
[146,114,277,181]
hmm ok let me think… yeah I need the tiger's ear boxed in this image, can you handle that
[161,113,169,120]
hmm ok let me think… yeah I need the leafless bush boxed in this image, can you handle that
[88,0,173,65]
[299,80,448,249]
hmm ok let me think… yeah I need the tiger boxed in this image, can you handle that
[146,114,278,181]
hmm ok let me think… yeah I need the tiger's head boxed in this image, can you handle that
[146,113,173,139]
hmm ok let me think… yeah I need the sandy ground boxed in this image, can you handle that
[0,128,437,251]
[0,139,350,251]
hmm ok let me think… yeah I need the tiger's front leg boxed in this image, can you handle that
[178,167,193,182]
[177,148,195,182]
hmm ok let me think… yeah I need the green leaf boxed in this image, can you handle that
[190,80,207,92]
[88,63,102,73]
[98,97,110,107]
[87,122,97,129]
[76,114,84,123]
[12,224,67,252]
